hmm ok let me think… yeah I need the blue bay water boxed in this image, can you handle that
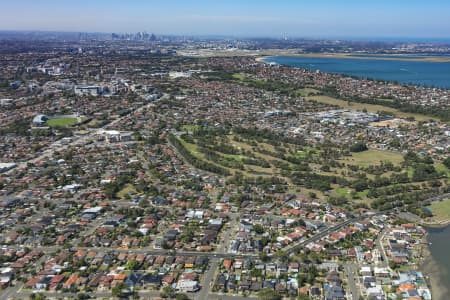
[264,56,450,89]
[426,225,450,299]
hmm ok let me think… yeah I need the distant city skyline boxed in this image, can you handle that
[2,0,450,39]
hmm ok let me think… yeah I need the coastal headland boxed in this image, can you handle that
[179,48,450,62]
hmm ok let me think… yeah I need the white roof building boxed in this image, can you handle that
[0,163,17,173]
[176,280,199,292]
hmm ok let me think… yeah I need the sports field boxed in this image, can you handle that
[46,117,79,127]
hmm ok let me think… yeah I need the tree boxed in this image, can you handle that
[253,224,265,234]
[251,268,262,277]
[29,294,46,300]
[350,142,368,153]
[160,286,176,298]
[175,293,191,300]
[259,252,270,262]
[412,163,437,182]
[139,198,149,208]
[126,259,140,270]
[352,179,368,192]
[258,288,282,300]
[77,293,91,300]
[389,261,400,270]
[308,191,317,199]
[275,250,288,263]
[112,282,128,297]
[161,240,172,249]
[443,157,450,169]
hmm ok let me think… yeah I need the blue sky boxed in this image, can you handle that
[1,0,450,38]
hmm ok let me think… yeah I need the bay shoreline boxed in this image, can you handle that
[421,231,449,300]
[255,52,450,62]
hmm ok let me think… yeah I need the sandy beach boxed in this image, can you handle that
[255,56,269,63]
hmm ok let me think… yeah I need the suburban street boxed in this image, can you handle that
[343,262,360,300]
[197,258,219,300]
[376,227,390,268]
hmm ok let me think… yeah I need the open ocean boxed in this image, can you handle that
[263,56,450,89]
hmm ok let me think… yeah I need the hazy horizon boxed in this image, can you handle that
[2,0,450,39]
[3,29,450,44]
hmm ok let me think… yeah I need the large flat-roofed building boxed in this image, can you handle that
[176,280,199,292]
[96,130,134,143]
[32,114,49,126]
[0,99,13,106]
[0,163,17,173]
[74,85,102,96]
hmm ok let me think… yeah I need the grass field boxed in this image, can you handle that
[295,88,320,97]
[306,95,435,122]
[232,73,247,81]
[296,146,317,159]
[178,138,205,159]
[181,125,201,132]
[426,198,450,224]
[86,118,104,128]
[47,117,79,127]
[334,187,352,197]
[436,164,450,177]
[343,149,404,167]
[117,184,136,199]
[333,186,369,200]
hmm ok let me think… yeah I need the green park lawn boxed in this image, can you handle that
[46,117,79,127]
[435,164,450,177]
[345,149,404,167]
[426,198,450,223]
[232,73,247,81]
[181,124,201,132]
[117,184,137,199]
[295,88,320,97]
